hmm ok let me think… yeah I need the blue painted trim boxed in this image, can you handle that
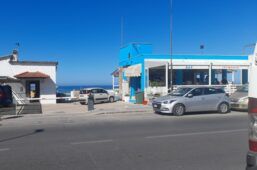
[141,61,145,92]
[144,54,248,60]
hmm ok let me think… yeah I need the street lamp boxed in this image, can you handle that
[169,0,173,92]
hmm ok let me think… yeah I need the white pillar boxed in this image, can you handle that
[240,69,243,85]
[146,68,149,88]
[112,75,115,90]
[166,62,169,93]
[209,63,212,85]
[232,71,235,84]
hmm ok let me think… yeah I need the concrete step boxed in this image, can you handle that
[0,103,42,116]
[16,103,42,114]
[0,106,16,115]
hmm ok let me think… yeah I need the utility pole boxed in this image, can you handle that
[120,16,124,48]
[169,0,173,92]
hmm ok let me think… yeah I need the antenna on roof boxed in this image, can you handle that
[15,42,20,50]
[200,44,205,55]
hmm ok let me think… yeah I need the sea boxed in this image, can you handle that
[57,85,113,94]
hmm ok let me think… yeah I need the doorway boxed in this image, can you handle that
[26,80,40,103]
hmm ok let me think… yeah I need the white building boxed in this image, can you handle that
[0,50,58,104]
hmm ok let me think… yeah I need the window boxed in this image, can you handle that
[102,89,108,94]
[191,88,204,96]
[204,88,225,95]
[80,90,91,94]
[204,88,216,95]
[91,89,98,93]
[170,88,193,96]
[216,88,225,94]
[96,89,107,93]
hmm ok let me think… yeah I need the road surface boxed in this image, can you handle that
[0,111,248,170]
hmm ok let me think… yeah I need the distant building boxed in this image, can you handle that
[116,43,250,103]
[0,50,58,104]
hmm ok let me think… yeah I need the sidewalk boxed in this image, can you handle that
[42,101,153,115]
[0,102,153,127]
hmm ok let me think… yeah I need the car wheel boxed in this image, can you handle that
[80,100,88,105]
[109,96,114,103]
[173,104,185,116]
[80,102,85,105]
[218,102,230,114]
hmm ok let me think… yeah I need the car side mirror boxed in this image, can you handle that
[187,93,193,98]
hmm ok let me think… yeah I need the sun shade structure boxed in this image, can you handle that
[14,71,50,79]
[111,68,120,77]
[124,64,142,77]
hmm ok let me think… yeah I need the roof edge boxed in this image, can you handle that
[9,60,58,66]
[0,55,13,61]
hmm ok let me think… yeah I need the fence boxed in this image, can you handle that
[145,84,243,100]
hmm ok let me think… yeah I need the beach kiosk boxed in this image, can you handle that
[117,43,250,103]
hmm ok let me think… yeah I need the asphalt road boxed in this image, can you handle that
[0,111,249,170]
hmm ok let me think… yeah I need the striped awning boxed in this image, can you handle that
[124,64,141,77]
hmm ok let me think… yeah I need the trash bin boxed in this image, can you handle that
[135,92,144,104]
[87,93,94,111]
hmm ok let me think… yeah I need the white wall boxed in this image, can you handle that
[0,58,57,104]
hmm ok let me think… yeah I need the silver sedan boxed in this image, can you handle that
[152,87,230,116]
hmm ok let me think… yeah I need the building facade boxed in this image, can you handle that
[117,43,250,103]
[0,50,58,104]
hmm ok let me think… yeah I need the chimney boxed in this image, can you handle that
[12,49,18,61]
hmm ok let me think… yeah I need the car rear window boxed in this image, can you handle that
[0,86,3,96]
[2,86,12,99]
[237,86,248,92]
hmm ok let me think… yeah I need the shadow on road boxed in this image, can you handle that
[0,129,45,143]
[155,111,221,116]
[1,115,23,120]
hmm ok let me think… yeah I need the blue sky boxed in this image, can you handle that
[0,0,256,85]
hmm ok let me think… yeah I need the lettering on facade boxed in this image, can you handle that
[186,65,192,69]
[222,66,240,70]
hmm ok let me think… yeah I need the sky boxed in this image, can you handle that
[0,0,256,85]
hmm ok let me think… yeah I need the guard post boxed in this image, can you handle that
[87,92,94,111]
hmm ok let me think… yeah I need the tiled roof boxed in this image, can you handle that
[14,71,50,79]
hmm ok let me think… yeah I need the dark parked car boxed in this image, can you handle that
[0,85,13,107]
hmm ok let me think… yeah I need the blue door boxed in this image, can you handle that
[129,77,141,102]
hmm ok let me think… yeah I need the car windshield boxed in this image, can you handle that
[237,86,248,92]
[169,88,193,96]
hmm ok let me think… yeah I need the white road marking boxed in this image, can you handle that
[70,139,113,145]
[0,148,10,152]
[145,129,248,139]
